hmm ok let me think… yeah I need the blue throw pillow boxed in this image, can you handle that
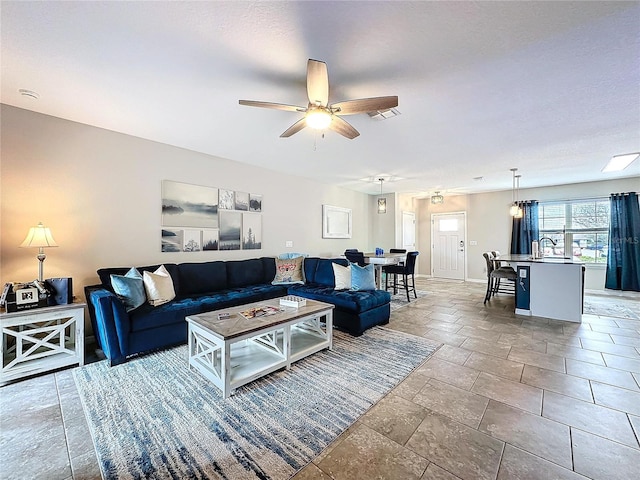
[278,252,309,259]
[350,263,376,291]
[111,267,146,311]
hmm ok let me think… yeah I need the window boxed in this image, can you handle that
[538,198,609,264]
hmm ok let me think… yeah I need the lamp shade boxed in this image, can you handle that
[20,222,58,248]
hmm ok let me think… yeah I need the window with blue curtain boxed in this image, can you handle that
[537,198,609,262]
[510,201,539,255]
[605,192,640,291]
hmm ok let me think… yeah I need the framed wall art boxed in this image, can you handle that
[162,180,218,228]
[242,213,262,249]
[322,204,352,239]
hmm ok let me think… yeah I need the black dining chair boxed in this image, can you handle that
[483,252,516,304]
[383,251,419,302]
[385,248,407,284]
[344,250,366,267]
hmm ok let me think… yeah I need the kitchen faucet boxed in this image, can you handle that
[538,237,557,258]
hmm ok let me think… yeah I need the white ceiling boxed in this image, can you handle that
[2,1,639,196]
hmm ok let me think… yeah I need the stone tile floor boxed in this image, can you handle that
[1,278,639,480]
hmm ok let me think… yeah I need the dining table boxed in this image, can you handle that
[363,252,406,290]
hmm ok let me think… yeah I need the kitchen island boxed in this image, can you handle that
[497,254,585,323]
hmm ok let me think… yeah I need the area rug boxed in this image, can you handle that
[390,289,428,311]
[584,297,640,320]
[74,327,439,480]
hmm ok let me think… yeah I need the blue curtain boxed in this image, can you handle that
[605,192,640,291]
[510,201,539,255]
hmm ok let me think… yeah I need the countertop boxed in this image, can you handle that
[496,254,584,265]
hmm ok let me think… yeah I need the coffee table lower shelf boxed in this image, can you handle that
[187,301,333,398]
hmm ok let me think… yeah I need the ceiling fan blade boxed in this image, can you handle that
[331,96,398,115]
[280,118,307,138]
[307,59,329,107]
[239,100,306,112]
[329,116,360,139]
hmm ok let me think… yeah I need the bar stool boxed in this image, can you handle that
[483,252,516,303]
[384,251,419,302]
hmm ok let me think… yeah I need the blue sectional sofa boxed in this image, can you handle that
[85,257,391,366]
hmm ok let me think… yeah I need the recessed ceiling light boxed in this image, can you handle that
[602,153,639,173]
[18,89,40,100]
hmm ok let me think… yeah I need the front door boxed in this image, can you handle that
[432,212,466,280]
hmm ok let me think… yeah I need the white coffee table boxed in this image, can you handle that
[186,298,334,398]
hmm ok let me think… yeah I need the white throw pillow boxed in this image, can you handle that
[143,265,176,306]
[332,263,351,290]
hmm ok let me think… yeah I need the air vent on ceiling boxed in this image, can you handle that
[367,108,401,120]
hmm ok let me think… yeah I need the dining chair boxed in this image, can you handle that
[491,250,516,293]
[383,251,419,302]
[385,248,407,284]
[344,250,366,267]
[389,248,407,263]
[483,252,516,304]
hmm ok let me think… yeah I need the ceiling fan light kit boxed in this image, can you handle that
[305,109,332,130]
[239,59,398,139]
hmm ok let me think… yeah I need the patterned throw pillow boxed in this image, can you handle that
[332,263,351,290]
[272,256,305,285]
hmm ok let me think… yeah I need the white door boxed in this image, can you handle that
[402,212,416,251]
[432,212,466,280]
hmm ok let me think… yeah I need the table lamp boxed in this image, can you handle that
[20,222,58,282]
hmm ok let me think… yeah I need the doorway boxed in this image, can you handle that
[402,211,416,252]
[431,212,466,280]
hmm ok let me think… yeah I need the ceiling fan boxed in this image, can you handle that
[239,59,398,139]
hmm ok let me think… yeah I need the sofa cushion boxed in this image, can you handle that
[287,284,390,313]
[278,252,308,259]
[272,256,305,285]
[177,261,227,295]
[110,268,146,312]
[350,263,376,291]
[227,258,265,288]
[302,257,320,284]
[143,265,176,306]
[98,264,180,293]
[130,284,288,333]
[313,258,349,288]
[260,257,277,283]
[332,263,351,290]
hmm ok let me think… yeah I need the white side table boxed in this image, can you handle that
[1,303,85,386]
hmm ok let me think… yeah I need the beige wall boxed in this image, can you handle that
[416,177,640,289]
[2,104,638,330]
[368,193,395,252]
[0,106,371,318]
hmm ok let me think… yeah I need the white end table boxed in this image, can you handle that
[1,303,85,386]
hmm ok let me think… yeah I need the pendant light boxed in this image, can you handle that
[377,178,387,214]
[509,168,523,218]
[430,191,444,204]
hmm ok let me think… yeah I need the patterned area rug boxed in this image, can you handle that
[390,289,428,311]
[584,297,640,320]
[74,327,439,480]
